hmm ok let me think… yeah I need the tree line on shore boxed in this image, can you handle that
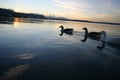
[0,8,45,19]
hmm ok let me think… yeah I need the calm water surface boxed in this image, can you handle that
[0,18,120,80]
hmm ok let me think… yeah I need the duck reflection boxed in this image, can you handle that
[81,27,106,50]
[97,41,106,51]
[59,25,74,36]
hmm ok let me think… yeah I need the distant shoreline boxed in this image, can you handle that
[46,18,120,25]
[0,8,120,25]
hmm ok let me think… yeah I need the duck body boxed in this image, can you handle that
[62,29,73,33]
[88,32,101,39]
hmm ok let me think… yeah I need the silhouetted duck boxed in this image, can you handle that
[82,27,105,40]
[59,25,74,35]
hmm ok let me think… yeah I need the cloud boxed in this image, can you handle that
[11,53,35,59]
[0,64,29,80]
[53,0,92,12]
[52,0,120,22]
[52,0,94,20]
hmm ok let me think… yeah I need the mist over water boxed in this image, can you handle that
[0,18,120,80]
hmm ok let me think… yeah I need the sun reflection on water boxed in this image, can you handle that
[14,17,21,28]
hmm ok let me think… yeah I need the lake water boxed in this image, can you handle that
[0,18,120,80]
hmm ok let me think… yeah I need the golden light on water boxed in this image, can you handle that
[14,18,20,27]
[13,17,25,28]
[14,22,19,27]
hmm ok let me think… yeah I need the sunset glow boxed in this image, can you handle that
[0,0,120,22]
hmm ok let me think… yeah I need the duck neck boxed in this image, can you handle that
[61,26,64,31]
[84,28,88,36]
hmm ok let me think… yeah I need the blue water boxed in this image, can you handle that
[0,18,120,80]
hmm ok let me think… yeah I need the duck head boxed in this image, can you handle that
[82,27,88,32]
[59,25,64,30]
[82,27,87,30]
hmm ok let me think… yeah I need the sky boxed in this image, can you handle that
[0,0,120,23]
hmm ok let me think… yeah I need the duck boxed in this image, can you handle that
[82,27,106,41]
[59,25,74,35]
